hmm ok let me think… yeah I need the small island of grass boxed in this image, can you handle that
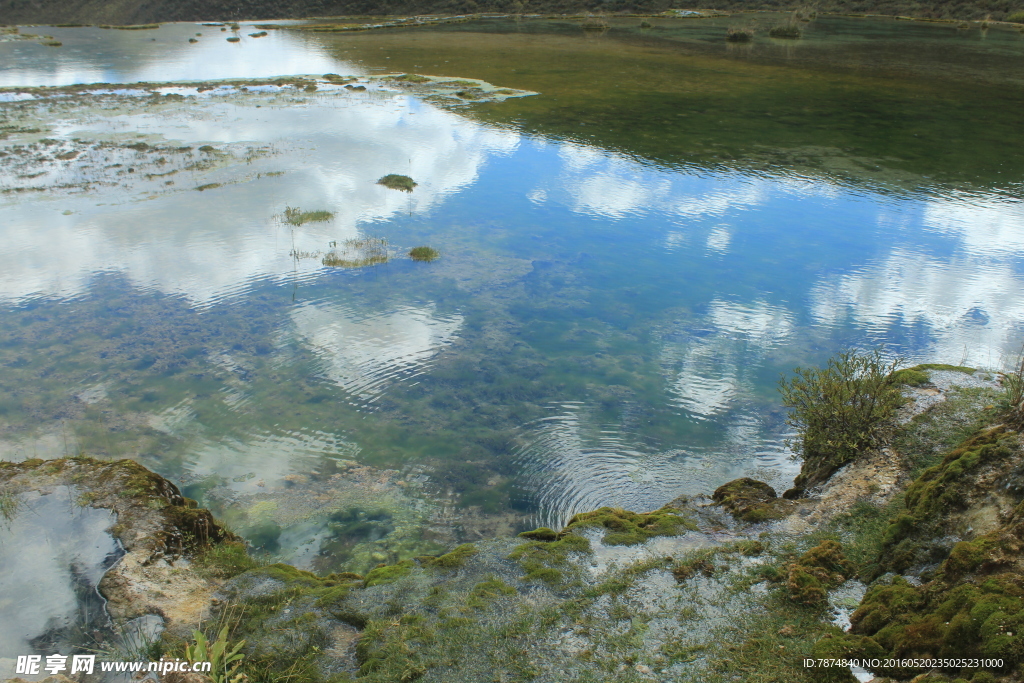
[409,246,440,262]
[377,174,417,192]
[283,206,334,225]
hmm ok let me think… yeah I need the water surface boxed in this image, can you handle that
[1,15,1023,573]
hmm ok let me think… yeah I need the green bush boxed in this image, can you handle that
[1006,10,1024,22]
[779,349,906,492]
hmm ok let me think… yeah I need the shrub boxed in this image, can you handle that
[726,28,753,42]
[1007,10,1024,22]
[779,349,906,492]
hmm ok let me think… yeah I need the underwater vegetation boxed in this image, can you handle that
[376,174,416,192]
[227,36,241,42]
[283,206,334,225]
[322,237,389,268]
[408,246,440,262]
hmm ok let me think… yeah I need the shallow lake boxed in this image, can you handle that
[2,15,1024,576]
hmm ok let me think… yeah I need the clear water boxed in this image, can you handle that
[1,16,1023,573]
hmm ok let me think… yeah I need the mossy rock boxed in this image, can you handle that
[876,427,1018,575]
[787,540,855,606]
[713,478,795,523]
[563,505,697,545]
[518,527,559,541]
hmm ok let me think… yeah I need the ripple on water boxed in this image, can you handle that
[0,487,121,669]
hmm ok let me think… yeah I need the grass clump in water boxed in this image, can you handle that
[283,206,334,225]
[226,36,240,42]
[377,174,416,192]
[726,27,753,42]
[409,246,439,262]
[322,237,388,268]
[768,22,802,38]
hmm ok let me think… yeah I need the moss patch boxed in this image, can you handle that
[713,477,796,522]
[563,504,697,545]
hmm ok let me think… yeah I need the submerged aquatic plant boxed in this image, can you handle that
[408,246,440,262]
[377,174,417,192]
[283,206,334,225]
[726,27,754,42]
[322,237,389,268]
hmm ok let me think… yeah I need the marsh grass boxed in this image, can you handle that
[1000,346,1024,428]
[726,27,754,42]
[322,237,389,268]
[376,174,416,192]
[769,22,802,38]
[283,206,334,225]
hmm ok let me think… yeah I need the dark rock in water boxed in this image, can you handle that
[712,477,795,523]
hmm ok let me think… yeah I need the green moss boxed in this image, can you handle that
[509,533,589,584]
[418,543,477,569]
[377,174,417,192]
[877,427,1016,574]
[713,478,794,522]
[563,505,696,545]
[518,527,558,541]
[467,577,517,608]
[892,368,930,386]
[786,540,855,606]
[911,363,976,374]
[364,559,415,587]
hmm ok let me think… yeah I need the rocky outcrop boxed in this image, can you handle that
[0,457,238,637]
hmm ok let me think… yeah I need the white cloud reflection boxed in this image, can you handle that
[0,89,519,305]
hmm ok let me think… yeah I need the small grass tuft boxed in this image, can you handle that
[283,206,334,225]
[409,246,440,262]
[378,174,417,192]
